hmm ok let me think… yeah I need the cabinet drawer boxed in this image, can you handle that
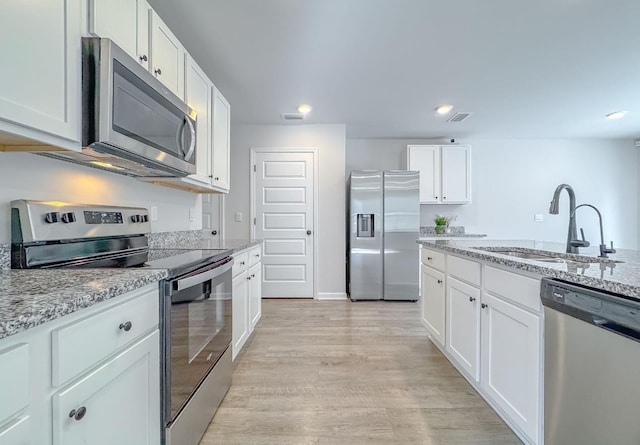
[52,286,159,387]
[483,266,541,313]
[233,251,249,276]
[0,344,29,423]
[248,245,262,267]
[421,247,445,271]
[447,255,481,287]
[0,415,29,444]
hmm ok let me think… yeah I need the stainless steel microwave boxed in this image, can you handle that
[44,37,197,178]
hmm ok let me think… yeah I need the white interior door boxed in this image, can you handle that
[202,194,223,246]
[253,151,315,298]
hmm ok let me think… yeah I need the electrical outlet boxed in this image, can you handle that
[150,206,158,222]
[235,212,243,222]
[534,213,544,222]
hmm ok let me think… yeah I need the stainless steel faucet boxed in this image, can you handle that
[570,204,616,258]
[549,184,582,253]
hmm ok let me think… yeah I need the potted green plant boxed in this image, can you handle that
[434,215,456,234]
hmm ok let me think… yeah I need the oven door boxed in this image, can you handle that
[162,257,233,425]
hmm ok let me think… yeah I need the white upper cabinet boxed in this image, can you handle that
[88,0,150,69]
[185,55,213,185]
[0,0,82,150]
[150,11,185,98]
[212,87,231,192]
[407,145,471,204]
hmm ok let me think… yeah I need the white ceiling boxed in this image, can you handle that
[149,0,640,139]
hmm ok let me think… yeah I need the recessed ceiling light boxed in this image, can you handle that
[606,111,628,120]
[298,104,312,114]
[435,104,453,115]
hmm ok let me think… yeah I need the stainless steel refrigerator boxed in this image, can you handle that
[347,170,420,301]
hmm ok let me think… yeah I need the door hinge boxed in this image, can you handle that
[253,165,256,172]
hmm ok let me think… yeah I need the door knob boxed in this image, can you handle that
[212,230,218,236]
[306,230,312,235]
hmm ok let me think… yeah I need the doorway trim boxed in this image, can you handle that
[250,147,319,299]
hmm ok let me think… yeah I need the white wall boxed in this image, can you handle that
[227,124,346,298]
[0,153,201,243]
[347,138,639,249]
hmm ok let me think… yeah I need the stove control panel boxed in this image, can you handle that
[11,200,151,243]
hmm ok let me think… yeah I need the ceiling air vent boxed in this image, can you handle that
[447,112,472,123]
[281,112,305,121]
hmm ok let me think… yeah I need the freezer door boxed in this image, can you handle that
[384,170,420,301]
[349,171,383,300]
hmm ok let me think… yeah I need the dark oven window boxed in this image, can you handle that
[169,271,231,419]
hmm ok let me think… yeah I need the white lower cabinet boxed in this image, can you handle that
[232,271,250,360]
[0,284,160,445]
[446,277,480,381]
[249,262,262,328]
[420,264,446,346]
[53,331,160,445]
[420,249,543,445]
[232,245,262,360]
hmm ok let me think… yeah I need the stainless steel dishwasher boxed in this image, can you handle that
[541,278,640,445]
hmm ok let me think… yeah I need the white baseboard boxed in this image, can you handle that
[316,292,348,300]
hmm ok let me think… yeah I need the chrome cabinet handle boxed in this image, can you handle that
[214,177,219,181]
[469,297,476,302]
[437,279,443,284]
[69,406,87,421]
[252,274,256,278]
[119,321,132,332]
[255,254,260,258]
[427,257,433,261]
[481,303,488,309]
[212,230,218,236]
[154,68,162,75]
[240,261,245,266]
[139,54,148,62]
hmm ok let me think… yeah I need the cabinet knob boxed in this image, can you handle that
[154,68,162,75]
[435,196,438,199]
[481,303,488,309]
[255,254,260,258]
[139,54,148,62]
[247,276,251,280]
[240,261,245,265]
[427,257,433,261]
[443,196,447,200]
[69,406,87,421]
[119,321,132,332]
[212,230,218,236]
[252,274,256,278]
[214,177,220,181]
[437,279,443,284]
[469,296,476,302]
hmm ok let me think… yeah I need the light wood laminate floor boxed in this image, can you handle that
[200,299,523,445]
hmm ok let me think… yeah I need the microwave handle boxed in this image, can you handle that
[183,117,196,162]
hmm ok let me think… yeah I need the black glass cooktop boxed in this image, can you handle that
[145,248,232,278]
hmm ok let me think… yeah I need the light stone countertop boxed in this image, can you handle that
[417,239,640,300]
[0,268,168,340]
[151,238,262,253]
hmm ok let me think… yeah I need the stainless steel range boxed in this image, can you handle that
[11,200,233,445]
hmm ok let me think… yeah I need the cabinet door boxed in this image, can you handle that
[441,145,471,204]
[0,416,29,445]
[150,11,184,98]
[0,0,81,147]
[89,0,137,60]
[421,265,445,346]
[446,277,480,381]
[232,272,249,360]
[407,146,440,203]
[211,87,231,191]
[136,0,150,70]
[52,331,160,445]
[249,263,262,329]
[481,292,541,444]
[185,55,213,185]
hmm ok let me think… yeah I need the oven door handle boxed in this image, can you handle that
[174,260,233,291]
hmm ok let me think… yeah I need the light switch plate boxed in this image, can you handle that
[534,213,544,222]
[235,212,243,222]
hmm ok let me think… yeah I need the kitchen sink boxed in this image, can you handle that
[475,248,623,265]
